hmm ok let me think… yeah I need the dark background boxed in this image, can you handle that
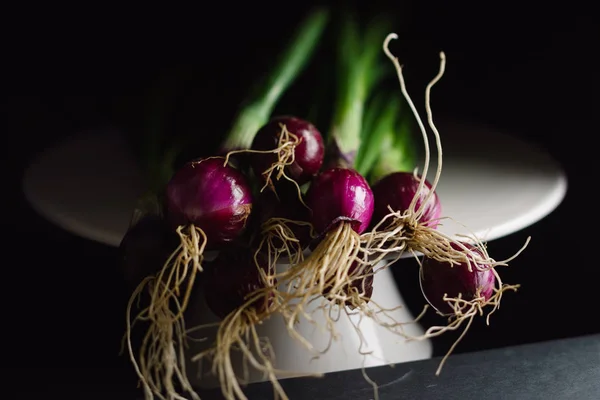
[3,1,598,398]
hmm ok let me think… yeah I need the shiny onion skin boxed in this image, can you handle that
[250,116,324,186]
[420,242,495,315]
[306,168,374,234]
[203,246,274,320]
[372,171,442,229]
[165,158,253,248]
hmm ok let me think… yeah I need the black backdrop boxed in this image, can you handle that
[3,1,598,398]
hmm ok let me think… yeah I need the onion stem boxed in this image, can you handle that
[355,93,399,177]
[326,14,391,168]
[219,8,330,153]
[367,102,416,183]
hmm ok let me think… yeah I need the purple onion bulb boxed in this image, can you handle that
[306,168,374,235]
[203,246,274,319]
[119,215,179,287]
[250,116,324,186]
[420,242,495,315]
[372,171,442,229]
[165,158,253,248]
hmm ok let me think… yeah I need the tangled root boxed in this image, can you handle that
[411,267,519,375]
[315,260,428,352]
[365,31,530,278]
[254,217,316,269]
[259,222,381,355]
[190,289,320,400]
[191,307,278,400]
[125,278,199,400]
[363,212,529,376]
[364,208,531,274]
[223,123,305,201]
[320,260,374,310]
[125,225,207,400]
[274,223,364,305]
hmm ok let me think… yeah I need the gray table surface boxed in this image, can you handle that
[191,333,600,400]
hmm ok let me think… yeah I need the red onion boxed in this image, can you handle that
[203,246,274,319]
[420,242,495,315]
[371,171,442,229]
[306,168,374,235]
[118,215,178,287]
[250,116,324,186]
[165,158,253,248]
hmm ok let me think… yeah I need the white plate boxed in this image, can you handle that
[21,118,567,249]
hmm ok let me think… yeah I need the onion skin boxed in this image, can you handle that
[250,116,324,186]
[371,171,442,229]
[203,246,274,320]
[165,158,253,248]
[118,215,179,287]
[420,242,495,316]
[306,168,374,235]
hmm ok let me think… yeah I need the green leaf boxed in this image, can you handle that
[219,8,330,152]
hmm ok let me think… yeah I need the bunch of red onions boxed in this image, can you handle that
[121,98,524,400]
[118,16,530,400]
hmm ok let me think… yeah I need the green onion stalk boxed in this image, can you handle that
[218,8,330,154]
[325,14,391,169]
[356,92,417,185]
[369,113,416,183]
